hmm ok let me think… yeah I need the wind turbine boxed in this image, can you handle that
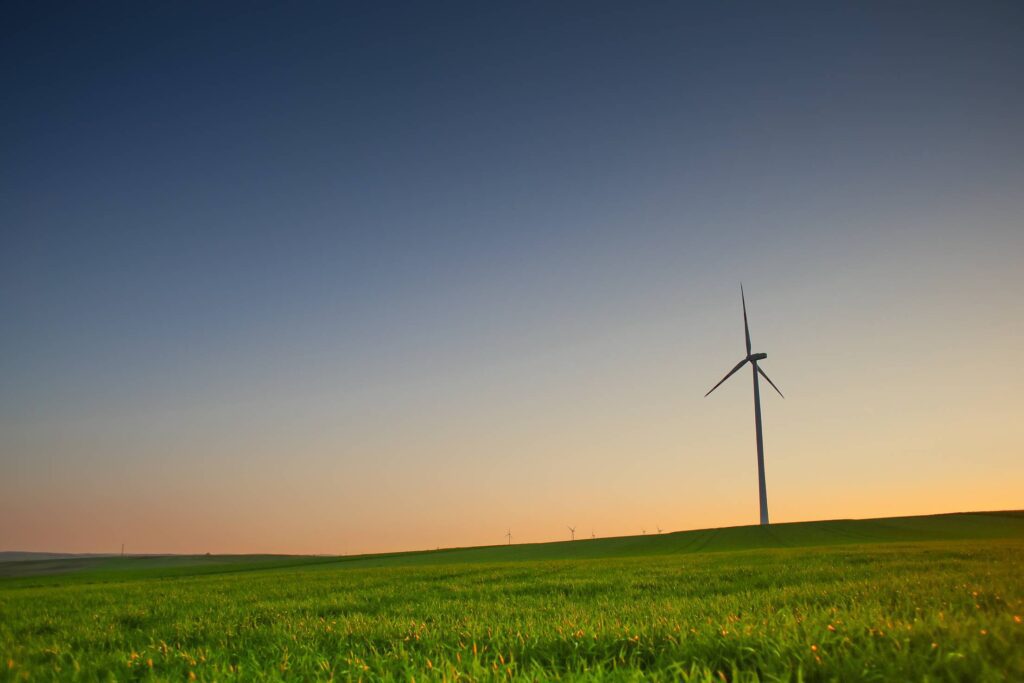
[568,526,575,541]
[705,284,784,526]
[656,526,663,534]
[505,529,512,545]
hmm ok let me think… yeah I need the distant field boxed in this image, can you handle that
[2,512,1023,681]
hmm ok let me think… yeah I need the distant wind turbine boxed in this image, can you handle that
[505,529,512,545]
[705,284,785,526]
[657,526,663,534]
[568,526,575,541]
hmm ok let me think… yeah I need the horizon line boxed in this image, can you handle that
[4,508,1019,559]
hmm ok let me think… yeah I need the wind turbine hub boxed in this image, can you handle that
[748,352,767,361]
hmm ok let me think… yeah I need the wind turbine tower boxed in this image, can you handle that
[505,529,512,545]
[705,285,785,525]
[568,526,575,541]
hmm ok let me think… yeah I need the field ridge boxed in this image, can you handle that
[2,509,1022,583]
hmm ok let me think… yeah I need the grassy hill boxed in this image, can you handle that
[2,510,1022,583]
[2,510,1022,681]
[344,509,1024,567]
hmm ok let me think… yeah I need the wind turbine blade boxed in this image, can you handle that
[705,359,748,397]
[741,284,752,356]
[757,365,784,398]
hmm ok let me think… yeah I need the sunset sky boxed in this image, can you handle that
[2,2,1023,555]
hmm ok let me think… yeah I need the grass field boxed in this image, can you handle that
[2,512,1023,681]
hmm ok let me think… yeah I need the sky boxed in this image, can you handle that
[2,2,1023,555]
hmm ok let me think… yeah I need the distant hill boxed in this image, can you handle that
[2,510,1022,582]
[0,552,116,561]
[339,509,1024,568]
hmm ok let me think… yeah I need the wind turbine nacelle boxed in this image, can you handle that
[748,352,767,361]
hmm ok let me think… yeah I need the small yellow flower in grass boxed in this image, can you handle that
[810,645,818,652]
[827,624,836,632]
[931,643,938,649]
[426,659,433,670]
[7,660,14,670]
[980,629,988,636]
[147,659,153,668]
[1015,615,1022,624]
[188,672,196,681]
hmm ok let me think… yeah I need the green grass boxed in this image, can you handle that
[2,512,1023,681]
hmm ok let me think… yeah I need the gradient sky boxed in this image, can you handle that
[2,2,1023,555]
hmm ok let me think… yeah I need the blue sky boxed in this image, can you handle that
[2,2,1023,553]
